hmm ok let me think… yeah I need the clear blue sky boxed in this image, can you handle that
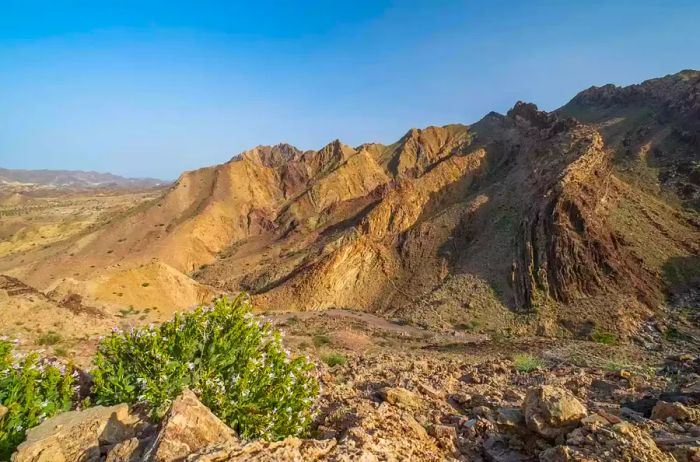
[1,1,698,179]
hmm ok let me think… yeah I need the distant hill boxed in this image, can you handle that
[0,168,166,189]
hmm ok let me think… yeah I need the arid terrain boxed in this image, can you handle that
[2,70,700,461]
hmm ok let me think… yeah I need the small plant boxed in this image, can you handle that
[36,332,61,346]
[321,352,346,367]
[513,353,543,372]
[0,339,76,458]
[141,282,150,287]
[591,328,617,345]
[312,334,330,348]
[92,295,319,441]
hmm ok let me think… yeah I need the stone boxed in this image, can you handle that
[0,405,7,420]
[429,424,458,455]
[483,435,530,462]
[105,437,148,462]
[13,404,136,462]
[522,385,587,440]
[186,438,339,462]
[651,401,700,423]
[503,389,525,403]
[418,382,443,400]
[496,408,525,427]
[580,413,611,429]
[144,389,237,462]
[380,387,423,410]
[539,445,575,462]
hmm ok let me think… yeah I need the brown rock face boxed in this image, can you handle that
[511,114,659,312]
[522,385,587,440]
[145,389,237,462]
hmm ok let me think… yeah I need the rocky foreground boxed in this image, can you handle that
[11,350,700,462]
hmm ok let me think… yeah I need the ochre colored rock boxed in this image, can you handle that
[522,385,587,439]
[145,389,237,462]
[12,404,136,462]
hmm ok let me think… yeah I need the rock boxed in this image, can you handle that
[13,404,136,462]
[563,422,676,461]
[591,378,620,394]
[620,407,646,423]
[418,382,443,400]
[145,389,237,462]
[538,446,575,462]
[496,408,524,427]
[522,385,587,440]
[186,438,339,462]
[0,405,7,420]
[503,389,525,403]
[380,387,422,410]
[580,413,611,428]
[651,401,700,423]
[429,424,458,456]
[483,434,530,462]
[105,437,148,462]
[596,410,621,424]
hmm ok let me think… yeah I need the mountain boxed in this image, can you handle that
[0,168,167,189]
[1,70,698,338]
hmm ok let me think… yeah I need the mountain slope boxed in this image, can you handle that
[1,70,698,338]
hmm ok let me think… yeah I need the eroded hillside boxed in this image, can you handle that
[1,71,698,340]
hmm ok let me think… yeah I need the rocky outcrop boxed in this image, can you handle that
[12,404,139,462]
[510,112,660,312]
[144,390,237,462]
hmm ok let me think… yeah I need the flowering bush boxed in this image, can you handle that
[92,295,319,440]
[0,339,76,459]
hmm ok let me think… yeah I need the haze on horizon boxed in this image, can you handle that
[1,0,699,180]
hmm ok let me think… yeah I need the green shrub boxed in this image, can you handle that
[321,352,346,367]
[591,329,617,345]
[513,353,543,372]
[0,339,76,459]
[92,295,319,440]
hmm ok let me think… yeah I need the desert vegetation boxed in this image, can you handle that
[0,296,319,455]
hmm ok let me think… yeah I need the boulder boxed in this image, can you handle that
[12,404,136,462]
[522,385,587,440]
[145,389,237,462]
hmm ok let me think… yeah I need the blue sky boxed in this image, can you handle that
[1,1,698,179]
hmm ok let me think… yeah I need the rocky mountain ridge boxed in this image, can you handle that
[0,70,698,339]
